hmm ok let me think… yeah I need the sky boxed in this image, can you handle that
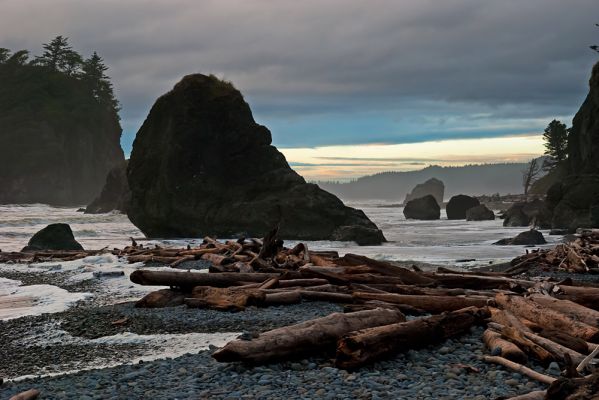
[1,0,598,180]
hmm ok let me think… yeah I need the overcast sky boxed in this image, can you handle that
[2,0,598,179]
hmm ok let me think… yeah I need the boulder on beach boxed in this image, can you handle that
[22,223,84,252]
[126,74,385,244]
[502,199,551,228]
[466,204,495,221]
[494,229,547,246]
[446,195,480,220]
[403,178,444,206]
[403,195,440,220]
[85,160,130,214]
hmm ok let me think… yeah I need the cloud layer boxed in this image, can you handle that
[1,0,598,150]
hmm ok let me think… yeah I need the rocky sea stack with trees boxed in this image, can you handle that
[0,37,124,206]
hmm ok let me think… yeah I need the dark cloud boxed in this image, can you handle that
[1,0,597,149]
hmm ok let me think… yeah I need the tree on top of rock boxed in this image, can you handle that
[82,51,120,113]
[34,35,82,75]
[0,48,10,63]
[542,119,569,167]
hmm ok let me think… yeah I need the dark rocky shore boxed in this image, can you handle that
[0,304,546,400]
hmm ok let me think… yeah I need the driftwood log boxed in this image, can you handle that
[352,292,491,314]
[212,308,405,364]
[495,293,599,342]
[482,329,528,364]
[9,389,41,400]
[335,306,489,369]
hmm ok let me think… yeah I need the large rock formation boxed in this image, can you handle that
[127,74,385,244]
[22,223,83,252]
[403,178,444,206]
[85,160,130,214]
[502,199,551,228]
[0,61,124,205]
[494,229,546,246]
[403,195,440,220]
[446,195,479,220]
[549,62,599,231]
[466,204,495,221]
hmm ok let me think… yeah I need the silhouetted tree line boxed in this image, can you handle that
[0,36,119,115]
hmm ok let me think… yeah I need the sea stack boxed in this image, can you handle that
[126,74,385,244]
[403,178,444,206]
[0,60,124,205]
[549,62,599,231]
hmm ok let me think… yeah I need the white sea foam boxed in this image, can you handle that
[0,202,563,319]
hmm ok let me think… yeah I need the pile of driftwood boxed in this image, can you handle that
[123,231,599,399]
[509,230,599,274]
[3,230,599,399]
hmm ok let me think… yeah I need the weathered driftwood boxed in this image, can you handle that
[352,292,491,314]
[504,390,546,400]
[9,389,41,400]
[489,307,532,333]
[130,270,286,288]
[336,254,436,285]
[135,289,186,308]
[371,284,496,297]
[530,294,599,326]
[263,291,302,305]
[335,307,489,369]
[212,308,405,364]
[488,324,553,365]
[545,372,599,399]
[482,356,556,384]
[186,287,265,311]
[299,290,354,303]
[277,278,329,288]
[537,329,592,356]
[483,329,528,364]
[422,273,534,290]
[554,284,599,311]
[495,293,599,342]
[343,300,426,315]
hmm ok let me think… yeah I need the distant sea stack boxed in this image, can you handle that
[403,178,444,206]
[85,160,130,214]
[0,45,124,206]
[549,62,599,231]
[127,74,385,244]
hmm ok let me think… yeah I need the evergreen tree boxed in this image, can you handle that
[35,35,82,75]
[542,119,569,165]
[6,50,29,66]
[0,48,10,63]
[82,51,120,113]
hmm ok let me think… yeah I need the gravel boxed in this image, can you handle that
[0,326,547,400]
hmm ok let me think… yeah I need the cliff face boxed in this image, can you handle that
[0,63,124,205]
[127,74,385,244]
[549,62,599,231]
[567,62,599,174]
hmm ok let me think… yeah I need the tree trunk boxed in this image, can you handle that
[130,270,284,288]
[186,287,265,311]
[278,278,329,287]
[554,285,599,311]
[352,292,491,314]
[483,356,556,385]
[135,289,186,308]
[212,308,405,364]
[483,328,528,364]
[300,291,354,303]
[423,273,534,290]
[9,389,41,400]
[335,306,489,369]
[336,254,436,285]
[531,294,599,326]
[495,293,599,342]
[263,291,302,305]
